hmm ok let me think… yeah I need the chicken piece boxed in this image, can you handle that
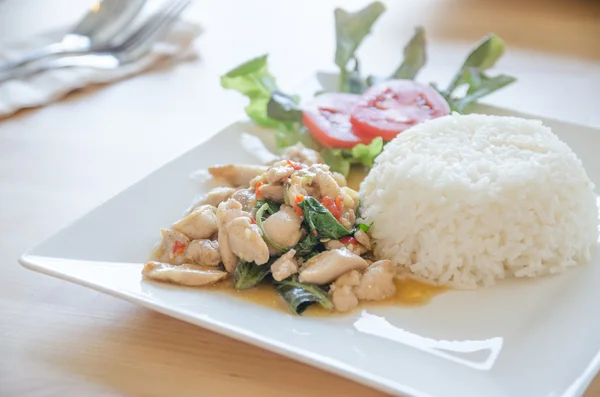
[188,187,235,213]
[208,164,268,187]
[310,165,341,198]
[354,230,371,250]
[172,205,218,240]
[258,184,286,203]
[299,248,368,284]
[339,210,356,230]
[265,160,295,184]
[143,261,228,286]
[286,174,308,207]
[262,205,303,248]
[280,143,324,166]
[354,260,396,301]
[324,240,345,250]
[332,172,347,187]
[216,199,247,272]
[227,216,270,265]
[155,229,190,265]
[341,187,359,213]
[325,238,367,255]
[329,270,362,312]
[185,239,221,266]
[335,270,362,287]
[231,188,257,212]
[270,249,298,281]
[330,285,358,312]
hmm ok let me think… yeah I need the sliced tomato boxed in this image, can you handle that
[302,93,373,149]
[350,79,450,141]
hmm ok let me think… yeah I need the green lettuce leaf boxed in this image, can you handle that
[221,55,281,128]
[322,137,384,176]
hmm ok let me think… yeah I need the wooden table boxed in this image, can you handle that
[1,0,599,395]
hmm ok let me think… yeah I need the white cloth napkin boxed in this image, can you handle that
[0,20,201,118]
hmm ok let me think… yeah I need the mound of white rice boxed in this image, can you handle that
[359,113,598,289]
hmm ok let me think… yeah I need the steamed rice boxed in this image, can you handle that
[359,113,598,289]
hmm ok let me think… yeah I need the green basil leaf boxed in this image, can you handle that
[255,200,279,215]
[292,234,323,258]
[267,91,303,122]
[445,34,506,94]
[234,259,271,290]
[358,223,371,232]
[454,68,516,112]
[391,27,427,80]
[275,276,333,315]
[334,1,386,92]
[298,196,353,240]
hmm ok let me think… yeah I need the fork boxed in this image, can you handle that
[0,0,147,73]
[0,0,190,83]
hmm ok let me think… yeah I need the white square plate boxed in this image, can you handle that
[19,94,600,397]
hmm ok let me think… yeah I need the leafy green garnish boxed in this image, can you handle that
[256,203,289,253]
[334,2,386,93]
[267,91,302,122]
[452,68,516,112]
[222,56,317,149]
[445,34,507,94]
[255,200,279,215]
[275,276,334,315]
[298,196,353,240]
[322,137,383,176]
[292,234,322,258]
[221,55,280,128]
[391,26,427,80]
[358,223,371,232]
[234,259,271,290]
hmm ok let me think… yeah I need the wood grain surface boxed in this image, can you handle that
[1,0,599,396]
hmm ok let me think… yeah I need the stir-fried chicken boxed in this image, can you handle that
[208,164,268,187]
[263,205,303,248]
[280,143,324,166]
[155,228,190,265]
[143,261,228,286]
[299,248,368,284]
[146,148,397,315]
[270,249,299,281]
[185,239,221,266]
[354,260,396,301]
[258,183,286,203]
[189,187,235,213]
[173,205,218,240]
[231,188,257,212]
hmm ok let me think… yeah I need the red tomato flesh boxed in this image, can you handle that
[302,93,373,148]
[350,80,450,141]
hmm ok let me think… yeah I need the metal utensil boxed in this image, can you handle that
[0,0,147,73]
[0,0,190,83]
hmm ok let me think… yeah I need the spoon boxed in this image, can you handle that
[0,0,147,73]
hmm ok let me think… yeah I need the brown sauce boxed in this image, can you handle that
[346,165,369,191]
[210,277,445,316]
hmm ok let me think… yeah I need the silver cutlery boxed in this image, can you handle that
[0,0,190,83]
[0,0,147,73]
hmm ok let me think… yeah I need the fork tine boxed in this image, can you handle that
[120,0,190,56]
